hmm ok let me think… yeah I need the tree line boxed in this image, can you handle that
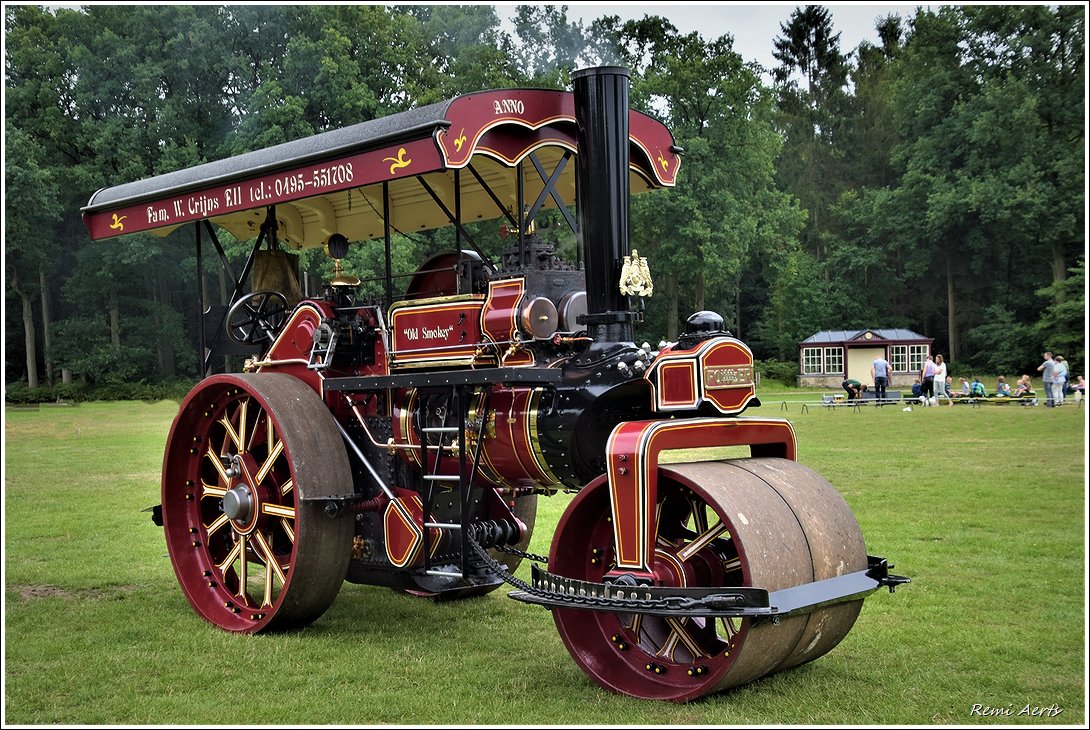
[4,4,1085,397]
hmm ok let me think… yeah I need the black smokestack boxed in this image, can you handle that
[573,66,634,343]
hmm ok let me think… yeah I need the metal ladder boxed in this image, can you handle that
[417,383,491,581]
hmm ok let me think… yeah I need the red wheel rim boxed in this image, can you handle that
[550,459,867,701]
[162,374,353,633]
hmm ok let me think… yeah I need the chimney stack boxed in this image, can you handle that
[572,66,636,344]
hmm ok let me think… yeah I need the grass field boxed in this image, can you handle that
[3,394,1086,726]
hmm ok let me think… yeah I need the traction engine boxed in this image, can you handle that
[83,66,906,702]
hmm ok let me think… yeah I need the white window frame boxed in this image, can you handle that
[909,344,929,373]
[823,346,843,375]
[890,345,908,372]
[802,347,823,375]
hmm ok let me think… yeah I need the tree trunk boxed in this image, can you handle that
[945,254,958,362]
[12,266,39,389]
[40,267,54,386]
[109,290,121,346]
[21,292,38,389]
[694,270,705,313]
[666,273,679,342]
[1051,239,1068,303]
[62,368,73,385]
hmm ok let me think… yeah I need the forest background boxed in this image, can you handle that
[3,4,1085,400]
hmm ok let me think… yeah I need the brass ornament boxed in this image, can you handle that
[619,249,654,298]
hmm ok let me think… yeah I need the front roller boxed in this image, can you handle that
[161,373,355,633]
[548,458,870,702]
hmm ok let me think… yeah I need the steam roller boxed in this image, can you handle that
[81,62,908,704]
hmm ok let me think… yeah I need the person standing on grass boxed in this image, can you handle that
[932,354,948,405]
[1037,351,1058,407]
[871,353,891,404]
[1054,355,1069,404]
[1033,353,1059,409]
[920,355,936,404]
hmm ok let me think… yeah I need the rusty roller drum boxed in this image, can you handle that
[161,373,355,633]
[550,457,867,702]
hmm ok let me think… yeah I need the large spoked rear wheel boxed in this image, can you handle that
[550,458,867,702]
[161,373,355,633]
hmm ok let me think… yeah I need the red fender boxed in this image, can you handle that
[603,417,798,578]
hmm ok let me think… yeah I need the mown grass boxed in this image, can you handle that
[3,397,1086,725]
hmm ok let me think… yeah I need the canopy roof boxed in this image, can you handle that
[83,87,681,249]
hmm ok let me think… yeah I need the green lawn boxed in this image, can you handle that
[4,397,1085,725]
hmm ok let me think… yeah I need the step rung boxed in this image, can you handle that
[424,522,462,530]
[421,426,459,434]
[425,569,463,578]
[423,474,461,482]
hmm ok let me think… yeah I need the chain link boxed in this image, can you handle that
[466,532,687,612]
[489,542,550,565]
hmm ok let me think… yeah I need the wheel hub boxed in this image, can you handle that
[223,484,255,522]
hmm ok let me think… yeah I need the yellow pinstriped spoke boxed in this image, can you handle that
[657,629,681,661]
[205,448,231,485]
[261,503,295,520]
[218,416,242,452]
[660,617,707,660]
[255,438,284,484]
[280,478,294,497]
[677,522,728,562]
[252,531,287,595]
[246,410,265,453]
[201,479,227,499]
[267,415,276,457]
[236,398,249,453]
[688,496,709,534]
[235,535,248,598]
[205,512,230,536]
[216,538,243,575]
[720,616,740,642]
[280,518,295,543]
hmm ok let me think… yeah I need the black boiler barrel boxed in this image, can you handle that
[572,66,633,342]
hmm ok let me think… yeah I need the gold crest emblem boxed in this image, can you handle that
[619,249,653,298]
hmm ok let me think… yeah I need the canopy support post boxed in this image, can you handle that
[200,207,275,375]
[195,221,208,378]
[383,182,393,310]
[415,177,495,271]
